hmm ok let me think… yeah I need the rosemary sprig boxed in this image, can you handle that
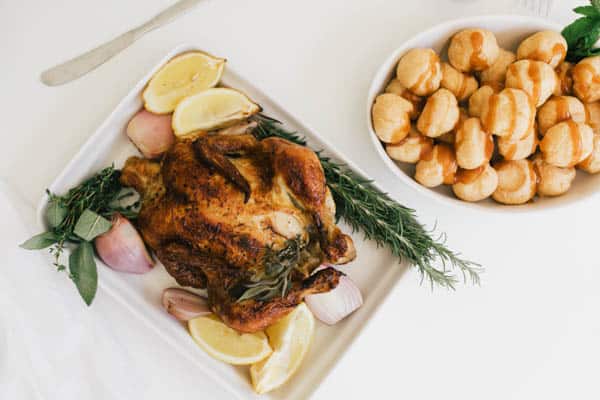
[20,166,139,305]
[252,115,481,289]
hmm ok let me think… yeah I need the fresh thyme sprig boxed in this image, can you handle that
[238,236,305,301]
[252,115,481,289]
[20,166,139,305]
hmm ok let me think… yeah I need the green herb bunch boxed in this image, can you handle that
[562,0,600,62]
[20,166,138,305]
[252,115,481,289]
[238,236,305,302]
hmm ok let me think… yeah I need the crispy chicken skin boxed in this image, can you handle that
[120,133,355,332]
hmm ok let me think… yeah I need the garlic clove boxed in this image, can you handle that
[94,213,154,274]
[162,288,211,321]
[305,267,363,325]
[126,109,174,159]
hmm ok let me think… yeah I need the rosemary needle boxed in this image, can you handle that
[252,114,482,289]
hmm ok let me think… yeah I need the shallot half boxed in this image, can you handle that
[162,288,211,321]
[94,213,154,274]
[305,266,363,325]
[126,109,174,159]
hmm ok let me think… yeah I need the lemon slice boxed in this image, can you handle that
[172,88,261,136]
[250,303,315,394]
[143,51,225,113]
[188,315,272,365]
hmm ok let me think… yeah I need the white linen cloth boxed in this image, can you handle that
[0,183,234,400]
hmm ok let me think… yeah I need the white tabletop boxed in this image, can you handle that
[2,0,599,399]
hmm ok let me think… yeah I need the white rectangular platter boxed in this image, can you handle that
[36,44,406,400]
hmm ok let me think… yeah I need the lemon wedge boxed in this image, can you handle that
[172,88,261,136]
[143,51,225,113]
[250,303,315,394]
[188,315,272,365]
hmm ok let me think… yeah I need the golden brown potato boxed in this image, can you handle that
[385,79,425,120]
[455,117,494,169]
[371,93,414,143]
[516,30,567,68]
[417,88,460,137]
[540,120,594,167]
[395,48,442,96]
[532,154,576,196]
[481,88,535,140]
[452,164,498,202]
[448,28,500,72]
[492,159,537,205]
[415,144,457,187]
[505,60,558,107]
[554,62,574,96]
[578,134,600,173]
[468,85,497,118]
[479,48,516,87]
[537,95,586,135]
[497,123,538,160]
[572,56,600,102]
[385,126,434,163]
[584,101,600,135]
[440,62,479,102]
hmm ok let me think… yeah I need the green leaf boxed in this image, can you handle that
[46,200,67,228]
[574,5,600,17]
[73,209,112,241]
[20,231,59,250]
[592,0,600,12]
[68,241,97,306]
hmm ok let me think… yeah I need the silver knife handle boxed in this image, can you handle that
[40,0,202,86]
[40,31,139,86]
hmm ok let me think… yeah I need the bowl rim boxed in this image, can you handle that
[364,14,592,214]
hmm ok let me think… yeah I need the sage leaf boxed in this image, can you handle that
[20,231,59,250]
[46,200,67,228]
[73,209,112,241]
[69,241,97,306]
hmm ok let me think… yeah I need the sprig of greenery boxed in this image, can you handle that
[252,115,481,289]
[20,166,139,305]
[562,1,600,62]
[237,236,305,302]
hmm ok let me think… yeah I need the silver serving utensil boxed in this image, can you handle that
[41,0,202,86]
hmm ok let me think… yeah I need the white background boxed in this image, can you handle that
[2,0,599,399]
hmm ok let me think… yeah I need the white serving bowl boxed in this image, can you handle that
[367,15,600,213]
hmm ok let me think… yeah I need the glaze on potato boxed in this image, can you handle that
[452,164,498,202]
[455,117,494,169]
[415,144,457,187]
[516,30,567,68]
[533,154,576,196]
[572,56,600,103]
[385,79,425,120]
[481,88,535,140]
[540,120,594,167]
[385,126,434,163]
[492,159,537,205]
[505,59,558,107]
[448,28,500,72]
[497,123,538,160]
[440,62,479,102]
[395,48,442,96]
[372,93,414,143]
[417,88,460,138]
[537,95,586,135]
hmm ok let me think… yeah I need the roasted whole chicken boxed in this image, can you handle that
[121,132,356,332]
